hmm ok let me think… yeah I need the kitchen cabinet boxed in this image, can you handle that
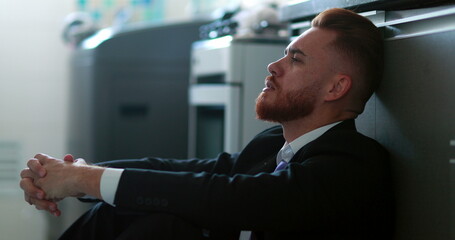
[283,4,455,239]
[357,6,455,240]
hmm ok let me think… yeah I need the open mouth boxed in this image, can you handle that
[263,77,276,92]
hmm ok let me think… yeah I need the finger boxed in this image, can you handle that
[35,153,62,166]
[52,209,61,217]
[24,192,32,205]
[20,168,36,179]
[30,197,52,210]
[19,178,45,200]
[75,158,87,165]
[30,198,61,216]
[27,159,46,177]
[45,201,61,217]
[34,153,49,161]
[64,154,75,162]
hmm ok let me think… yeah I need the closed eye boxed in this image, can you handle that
[291,56,302,63]
[284,47,306,63]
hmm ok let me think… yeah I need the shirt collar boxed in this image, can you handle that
[276,121,342,164]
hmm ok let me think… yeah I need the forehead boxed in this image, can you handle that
[287,27,337,55]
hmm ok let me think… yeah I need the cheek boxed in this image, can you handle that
[300,66,328,87]
[286,71,313,90]
[303,65,320,79]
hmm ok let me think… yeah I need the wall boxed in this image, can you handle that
[0,1,74,239]
[356,7,455,239]
[70,0,240,28]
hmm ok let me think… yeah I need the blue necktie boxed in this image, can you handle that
[274,160,288,171]
[275,144,292,172]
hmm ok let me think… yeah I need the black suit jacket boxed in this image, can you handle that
[102,119,394,239]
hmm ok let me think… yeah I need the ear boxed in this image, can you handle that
[324,74,352,102]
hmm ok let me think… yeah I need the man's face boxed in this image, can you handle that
[256,27,339,123]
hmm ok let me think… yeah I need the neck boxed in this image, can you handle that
[280,118,329,143]
[280,110,357,143]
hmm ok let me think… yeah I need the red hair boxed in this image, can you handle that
[312,8,384,108]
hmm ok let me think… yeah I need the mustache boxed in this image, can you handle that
[265,75,279,89]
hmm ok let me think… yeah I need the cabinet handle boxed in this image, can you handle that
[380,7,455,40]
[450,139,455,164]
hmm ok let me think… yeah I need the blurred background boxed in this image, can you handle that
[0,0,286,239]
[0,0,454,239]
[0,1,73,239]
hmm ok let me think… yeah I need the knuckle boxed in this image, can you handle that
[27,159,38,168]
[23,193,29,201]
[19,178,28,190]
[27,160,45,176]
[33,201,45,210]
[20,168,28,178]
[20,179,37,194]
[25,195,32,205]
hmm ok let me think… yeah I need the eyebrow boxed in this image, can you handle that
[285,47,307,56]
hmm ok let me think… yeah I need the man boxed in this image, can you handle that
[20,8,394,239]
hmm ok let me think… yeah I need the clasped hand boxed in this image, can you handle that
[19,153,87,216]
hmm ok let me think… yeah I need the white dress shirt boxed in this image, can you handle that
[275,121,341,165]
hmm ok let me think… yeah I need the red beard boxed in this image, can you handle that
[255,81,319,123]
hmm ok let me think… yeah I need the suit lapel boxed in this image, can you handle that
[289,119,357,164]
[232,125,285,175]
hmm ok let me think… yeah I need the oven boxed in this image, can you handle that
[188,36,286,158]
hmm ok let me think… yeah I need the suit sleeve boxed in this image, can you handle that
[96,152,239,174]
[113,139,392,233]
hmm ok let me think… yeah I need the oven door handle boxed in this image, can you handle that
[189,84,241,105]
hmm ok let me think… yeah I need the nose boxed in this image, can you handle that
[267,57,284,77]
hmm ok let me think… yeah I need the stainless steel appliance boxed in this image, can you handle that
[188,36,287,158]
[69,21,206,162]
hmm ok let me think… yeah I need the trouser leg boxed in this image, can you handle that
[59,202,119,240]
[116,212,203,240]
[59,202,203,240]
